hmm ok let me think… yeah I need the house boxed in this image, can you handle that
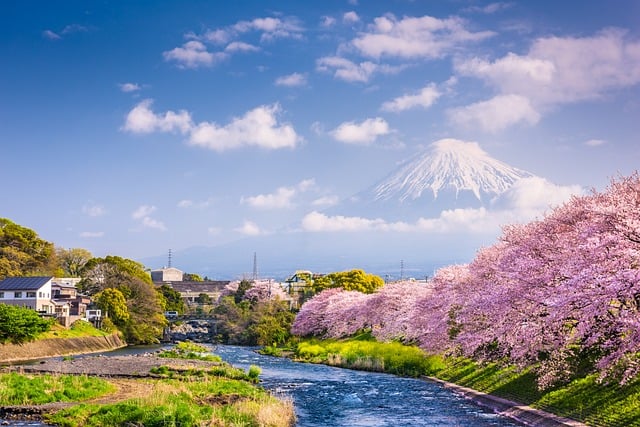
[51,278,91,318]
[151,267,184,283]
[0,276,54,314]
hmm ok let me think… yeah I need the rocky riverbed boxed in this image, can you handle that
[4,353,221,377]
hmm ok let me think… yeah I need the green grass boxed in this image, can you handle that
[296,337,444,377]
[158,341,222,362]
[39,321,110,339]
[44,375,294,427]
[293,337,640,427]
[0,372,114,405]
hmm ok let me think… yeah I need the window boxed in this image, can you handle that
[0,292,4,298]
[14,292,22,298]
[39,292,43,298]
[27,292,36,298]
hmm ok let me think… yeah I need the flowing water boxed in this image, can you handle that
[214,345,521,427]
[1,344,522,426]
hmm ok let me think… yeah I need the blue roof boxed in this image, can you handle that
[0,276,53,291]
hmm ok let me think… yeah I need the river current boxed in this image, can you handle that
[214,345,521,427]
[1,344,522,426]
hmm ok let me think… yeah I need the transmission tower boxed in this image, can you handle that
[400,259,404,280]
[252,252,258,280]
[168,249,172,268]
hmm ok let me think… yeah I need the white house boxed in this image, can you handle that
[0,276,54,313]
[150,267,184,283]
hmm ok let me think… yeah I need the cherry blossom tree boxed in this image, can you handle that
[291,173,640,387]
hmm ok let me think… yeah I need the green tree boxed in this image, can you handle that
[95,288,130,326]
[0,304,53,344]
[196,293,211,304]
[234,280,253,304]
[80,256,165,344]
[312,269,384,294]
[55,247,92,277]
[0,218,55,280]
[157,284,186,314]
[183,273,203,281]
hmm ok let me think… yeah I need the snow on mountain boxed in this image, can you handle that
[371,138,535,202]
[323,138,538,222]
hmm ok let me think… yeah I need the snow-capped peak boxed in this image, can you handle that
[372,138,535,202]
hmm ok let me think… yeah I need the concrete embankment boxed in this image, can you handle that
[0,333,126,363]
[426,376,588,427]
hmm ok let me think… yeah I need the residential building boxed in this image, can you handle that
[0,276,54,313]
[151,267,184,283]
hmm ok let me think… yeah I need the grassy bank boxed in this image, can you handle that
[0,342,295,427]
[291,336,640,427]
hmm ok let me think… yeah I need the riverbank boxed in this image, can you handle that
[0,349,296,426]
[0,333,126,363]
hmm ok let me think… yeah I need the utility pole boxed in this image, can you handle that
[252,252,258,280]
[400,259,404,280]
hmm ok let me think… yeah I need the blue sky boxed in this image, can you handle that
[2,1,640,275]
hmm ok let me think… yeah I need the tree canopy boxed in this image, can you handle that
[80,256,165,344]
[312,269,384,294]
[55,247,92,277]
[0,218,54,280]
[0,304,53,344]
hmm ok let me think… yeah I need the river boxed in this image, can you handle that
[214,345,521,427]
[1,345,522,426]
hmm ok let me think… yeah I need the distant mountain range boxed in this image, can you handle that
[142,139,536,279]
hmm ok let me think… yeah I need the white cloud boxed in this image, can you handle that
[207,227,221,235]
[131,205,166,231]
[330,117,391,144]
[123,101,300,152]
[188,104,300,151]
[235,220,265,236]
[312,195,340,207]
[381,83,441,112]
[455,28,640,109]
[202,29,230,44]
[225,41,259,53]
[141,217,167,231]
[233,16,303,42]
[80,231,104,238]
[242,187,297,209]
[302,211,387,232]
[464,2,513,14]
[316,56,404,83]
[351,14,494,59]
[275,72,308,87]
[163,40,226,69]
[585,139,607,147]
[320,16,337,27]
[242,179,316,209]
[343,11,360,24]
[82,204,106,217]
[301,178,581,235]
[122,99,193,134]
[132,205,156,220]
[119,83,141,93]
[493,177,583,217]
[42,30,61,40]
[177,198,214,208]
[448,94,540,133]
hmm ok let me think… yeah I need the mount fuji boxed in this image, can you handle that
[332,138,536,221]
